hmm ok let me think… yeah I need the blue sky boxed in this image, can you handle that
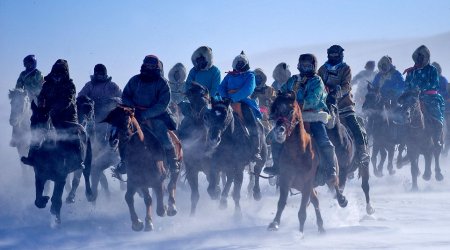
[1,0,450,90]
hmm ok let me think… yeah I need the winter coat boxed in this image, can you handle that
[78,77,122,122]
[318,62,354,112]
[372,68,405,104]
[219,71,262,118]
[438,76,449,100]
[271,62,291,91]
[186,46,221,96]
[282,74,328,113]
[168,63,187,104]
[16,69,44,101]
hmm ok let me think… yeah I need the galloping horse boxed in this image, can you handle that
[394,89,444,190]
[8,88,32,177]
[267,91,336,234]
[22,101,91,225]
[204,97,267,218]
[362,84,396,177]
[102,106,167,231]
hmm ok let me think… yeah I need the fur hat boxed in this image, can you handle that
[377,56,393,73]
[232,51,249,70]
[412,45,430,67]
[273,62,291,84]
[168,63,187,83]
[191,46,213,70]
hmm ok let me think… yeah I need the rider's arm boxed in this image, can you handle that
[140,80,171,120]
[340,65,352,95]
[209,66,221,97]
[228,73,255,102]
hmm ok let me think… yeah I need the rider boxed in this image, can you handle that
[22,59,85,174]
[218,51,262,161]
[353,60,377,112]
[263,54,339,185]
[117,55,180,180]
[251,68,276,131]
[431,62,449,100]
[404,45,444,149]
[15,55,44,102]
[168,63,187,126]
[271,62,291,91]
[318,45,370,169]
[372,56,405,108]
[185,46,221,97]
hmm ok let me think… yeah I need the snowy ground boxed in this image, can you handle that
[1,140,449,250]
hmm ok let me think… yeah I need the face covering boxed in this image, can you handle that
[195,56,208,70]
[140,63,161,81]
[298,61,315,77]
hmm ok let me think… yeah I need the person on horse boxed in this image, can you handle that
[218,51,262,161]
[372,56,406,109]
[251,68,276,132]
[168,63,187,126]
[263,54,339,184]
[22,59,85,173]
[431,62,449,100]
[318,45,370,169]
[115,55,180,180]
[185,46,221,97]
[404,45,445,149]
[271,62,291,92]
[353,60,377,112]
[16,55,44,102]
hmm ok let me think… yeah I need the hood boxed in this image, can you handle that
[377,56,394,73]
[273,62,291,84]
[412,45,430,68]
[191,46,213,70]
[254,68,267,87]
[232,51,249,71]
[168,63,187,83]
[431,62,442,75]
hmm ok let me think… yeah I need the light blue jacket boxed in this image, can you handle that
[185,65,221,97]
[282,74,328,112]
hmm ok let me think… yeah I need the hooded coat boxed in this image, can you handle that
[372,56,405,103]
[251,68,275,114]
[16,68,44,101]
[272,62,291,91]
[168,63,187,104]
[185,46,221,97]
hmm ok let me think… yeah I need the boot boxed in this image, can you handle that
[112,140,127,180]
[321,145,338,181]
[263,141,281,176]
[166,148,181,175]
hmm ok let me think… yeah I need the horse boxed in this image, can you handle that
[22,101,91,225]
[203,97,267,218]
[65,95,95,203]
[327,90,374,215]
[267,91,329,234]
[394,89,444,190]
[362,84,396,177]
[8,88,32,179]
[102,106,167,231]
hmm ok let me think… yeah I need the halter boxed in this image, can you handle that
[275,111,299,137]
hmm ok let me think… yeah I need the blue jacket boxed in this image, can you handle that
[372,69,405,102]
[219,70,262,118]
[282,74,328,113]
[438,75,449,100]
[185,65,221,97]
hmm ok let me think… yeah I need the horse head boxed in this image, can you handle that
[362,81,382,113]
[203,95,233,149]
[183,82,210,121]
[394,88,423,128]
[76,95,95,127]
[270,91,301,143]
[9,88,30,126]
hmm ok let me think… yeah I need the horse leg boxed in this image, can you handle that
[186,168,199,216]
[125,185,143,231]
[410,156,419,191]
[298,185,312,234]
[360,164,374,214]
[99,171,111,199]
[141,188,154,232]
[378,147,387,177]
[247,164,255,198]
[423,151,432,181]
[207,165,221,200]
[64,174,72,192]
[232,167,244,218]
[154,183,167,217]
[253,162,263,201]
[371,143,379,177]
[310,188,325,233]
[387,145,395,175]
[220,171,233,210]
[334,185,348,208]
[268,182,289,231]
[50,179,66,225]
[66,169,82,203]
[434,146,444,181]
[167,170,179,217]
[34,174,49,209]
[89,167,101,202]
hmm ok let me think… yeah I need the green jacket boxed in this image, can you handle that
[16,69,44,100]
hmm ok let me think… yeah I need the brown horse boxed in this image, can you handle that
[102,106,167,231]
[267,91,347,234]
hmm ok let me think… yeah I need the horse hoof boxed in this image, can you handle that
[337,195,348,208]
[253,189,262,201]
[35,196,50,209]
[145,220,153,232]
[157,205,167,217]
[422,172,431,181]
[389,169,396,176]
[411,186,419,192]
[50,204,58,215]
[167,205,178,217]
[318,227,326,234]
[65,195,75,204]
[436,172,444,181]
[366,204,375,215]
[132,219,144,232]
[219,199,227,210]
[268,221,279,231]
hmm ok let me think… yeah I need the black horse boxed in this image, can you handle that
[204,97,267,217]
[327,91,374,215]
[22,101,91,225]
[362,84,396,177]
[394,89,444,190]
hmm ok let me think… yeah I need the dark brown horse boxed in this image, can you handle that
[394,89,444,190]
[103,106,168,231]
[267,91,346,234]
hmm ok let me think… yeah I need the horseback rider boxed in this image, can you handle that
[78,64,122,147]
[404,45,445,149]
[185,46,221,97]
[263,54,339,185]
[372,56,406,109]
[271,62,291,92]
[114,55,180,181]
[318,45,370,169]
[168,63,187,126]
[431,62,449,100]
[251,68,276,132]
[218,51,262,161]
[15,55,44,102]
[353,60,377,112]
[22,59,85,174]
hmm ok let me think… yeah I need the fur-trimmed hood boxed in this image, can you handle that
[168,63,187,83]
[378,56,394,73]
[191,46,213,70]
[273,62,291,84]
[254,68,267,86]
[412,45,430,68]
